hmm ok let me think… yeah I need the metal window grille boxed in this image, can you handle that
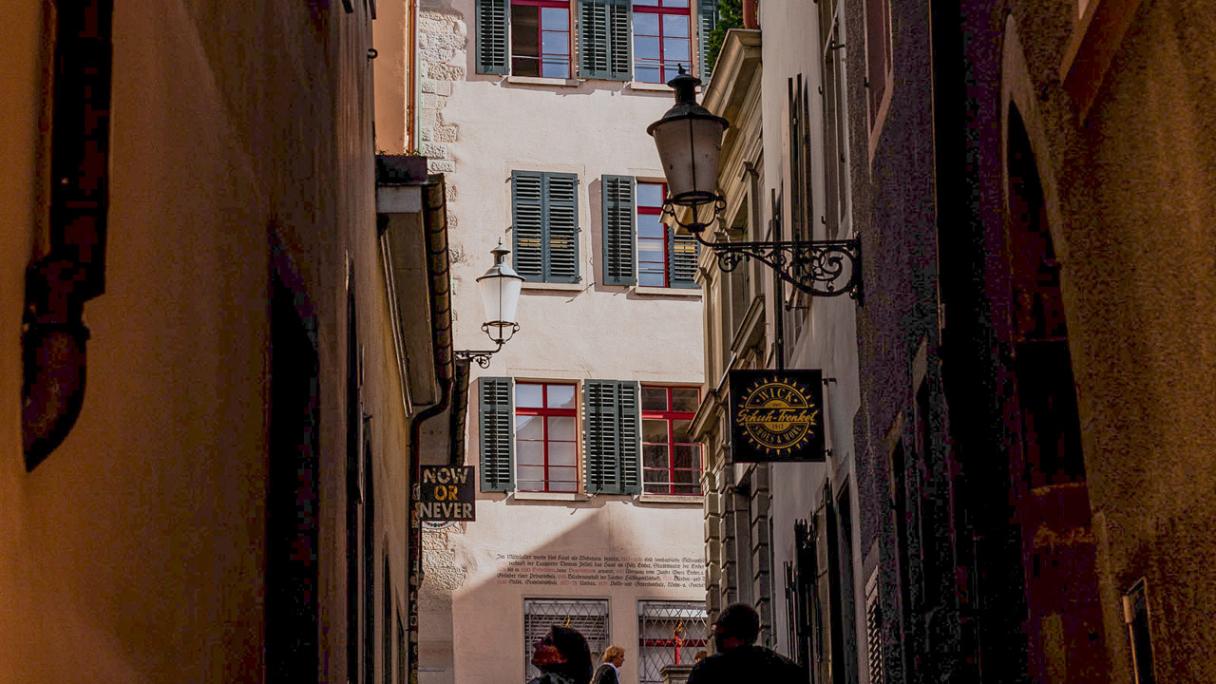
[864,571,885,684]
[638,601,709,684]
[524,599,610,681]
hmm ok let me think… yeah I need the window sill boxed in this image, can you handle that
[510,491,589,502]
[632,285,701,298]
[626,80,674,93]
[506,75,581,88]
[522,281,586,293]
[637,493,704,505]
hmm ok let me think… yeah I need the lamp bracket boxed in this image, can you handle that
[454,347,501,369]
[694,231,863,302]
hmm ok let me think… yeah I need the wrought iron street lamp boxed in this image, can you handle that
[455,242,524,368]
[647,66,863,301]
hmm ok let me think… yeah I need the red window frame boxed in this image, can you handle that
[641,386,702,496]
[632,0,692,84]
[515,382,579,493]
[511,0,571,79]
[636,181,670,288]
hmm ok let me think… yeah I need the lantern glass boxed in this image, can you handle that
[477,249,523,344]
[652,114,727,206]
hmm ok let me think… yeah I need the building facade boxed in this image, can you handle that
[412,0,715,680]
[697,2,1216,684]
[1,3,453,682]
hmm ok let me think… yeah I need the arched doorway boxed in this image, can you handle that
[1003,106,1108,684]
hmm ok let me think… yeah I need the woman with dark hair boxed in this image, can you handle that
[528,625,593,684]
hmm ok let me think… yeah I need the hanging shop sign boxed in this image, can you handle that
[728,369,825,463]
[418,466,476,521]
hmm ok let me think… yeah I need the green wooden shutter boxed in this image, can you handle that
[669,232,700,288]
[476,0,509,74]
[543,173,580,283]
[601,175,636,286]
[579,0,631,80]
[698,0,718,78]
[479,377,515,492]
[583,381,641,495]
[512,171,545,281]
[618,381,641,494]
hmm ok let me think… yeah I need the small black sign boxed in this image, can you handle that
[417,466,476,521]
[728,369,825,463]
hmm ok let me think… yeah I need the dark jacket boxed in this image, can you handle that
[529,674,577,684]
[590,663,619,684]
[687,646,806,684]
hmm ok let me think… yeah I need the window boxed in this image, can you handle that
[638,601,709,683]
[579,0,632,80]
[864,570,885,684]
[1123,581,1156,684]
[632,0,691,83]
[515,382,579,492]
[601,178,698,289]
[479,377,516,492]
[512,171,580,284]
[819,0,850,238]
[511,0,571,78]
[525,599,610,680]
[641,386,701,495]
[584,381,643,494]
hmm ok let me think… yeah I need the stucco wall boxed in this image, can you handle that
[1,2,411,682]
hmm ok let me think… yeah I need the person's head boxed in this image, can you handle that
[531,625,593,684]
[602,645,626,668]
[712,603,761,653]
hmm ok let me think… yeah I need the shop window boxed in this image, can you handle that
[638,601,710,683]
[524,599,610,680]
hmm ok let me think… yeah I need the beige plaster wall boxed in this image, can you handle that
[415,0,708,679]
[1,2,410,682]
[1005,1,1216,679]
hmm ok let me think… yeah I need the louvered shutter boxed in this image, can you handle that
[479,377,515,492]
[668,232,700,288]
[579,0,631,80]
[698,0,718,78]
[583,381,640,494]
[601,175,636,286]
[543,173,580,283]
[512,171,545,281]
[476,0,509,74]
[618,381,641,494]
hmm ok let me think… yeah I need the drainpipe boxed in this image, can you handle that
[406,176,455,684]
[742,0,758,29]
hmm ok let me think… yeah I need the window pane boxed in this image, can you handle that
[633,0,659,6]
[636,183,665,208]
[643,419,669,443]
[548,478,578,493]
[639,271,666,287]
[548,442,577,466]
[548,416,577,442]
[663,38,690,63]
[673,484,701,495]
[632,12,660,35]
[516,383,544,408]
[644,444,669,469]
[674,444,699,469]
[672,387,699,412]
[634,36,660,60]
[663,0,689,7]
[644,482,667,493]
[542,59,570,79]
[673,420,693,442]
[518,441,546,467]
[516,415,543,441]
[547,384,576,409]
[642,386,668,411]
[541,7,568,28]
[518,465,546,484]
[673,467,699,484]
[634,66,661,84]
[542,30,569,56]
[662,14,690,37]
[637,214,665,238]
[511,4,541,77]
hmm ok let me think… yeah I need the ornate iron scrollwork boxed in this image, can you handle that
[695,233,863,302]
